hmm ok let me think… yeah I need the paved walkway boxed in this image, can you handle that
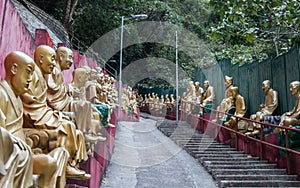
[101,117,218,188]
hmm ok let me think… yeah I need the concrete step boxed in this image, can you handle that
[185,146,235,151]
[211,169,287,176]
[220,180,300,188]
[156,119,300,188]
[195,153,247,158]
[175,140,219,145]
[207,164,277,171]
[199,157,260,162]
[176,141,221,145]
[215,174,298,181]
[191,150,244,154]
[203,160,269,166]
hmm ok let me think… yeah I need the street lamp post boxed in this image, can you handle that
[118,14,148,106]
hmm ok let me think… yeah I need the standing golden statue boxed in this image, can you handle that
[247,80,278,135]
[0,51,69,188]
[20,45,90,179]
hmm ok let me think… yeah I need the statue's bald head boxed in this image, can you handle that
[34,45,55,64]
[4,51,35,96]
[291,81,300,87]
[55,47,73,71]
[5,51,35,79]
[56,47,72,57]
[73,67,89,85]
[289,81,300,96]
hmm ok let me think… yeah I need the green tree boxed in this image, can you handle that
[209,0,300,64]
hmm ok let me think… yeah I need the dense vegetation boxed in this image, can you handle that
[29,0,300,84]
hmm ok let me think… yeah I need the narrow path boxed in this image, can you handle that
[101,117,218,188]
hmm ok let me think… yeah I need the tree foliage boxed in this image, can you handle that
[209,0,300,64]
[29,0,300,83]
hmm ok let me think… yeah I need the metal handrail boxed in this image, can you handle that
[179,101,300,175]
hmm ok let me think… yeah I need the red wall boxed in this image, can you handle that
[0,0,98,84]
[0,0,36,79]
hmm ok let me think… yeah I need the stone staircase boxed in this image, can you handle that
[156,120,300,188]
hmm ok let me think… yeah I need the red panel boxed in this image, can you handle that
[0,0,36,79]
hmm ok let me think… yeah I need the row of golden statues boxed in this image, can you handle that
[121,86,139,115]
[137,93,177,109]
[139,75,300,137]
[0,45,119,188]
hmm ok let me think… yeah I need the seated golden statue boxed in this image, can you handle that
[0,51,69,188]
[159,95,165,108]
[216,76,234,119]
[128,91,138,114]
[82,67,115,128]
[69,68,106,136]
[195,81,204,103]
[165,94,172,108]
[0,126,33,188]
[224,87,248,135]
[137,94,144,107]
[46,46,105,142]
[278,81,300,130]
[142,94,148,107]
[170,94,176,106]
[69,68,88,101]
[202,80,215,105]
[20,45,90,179]
[180,92,187,112]
[185,81,196,113]
[247,80,278,136]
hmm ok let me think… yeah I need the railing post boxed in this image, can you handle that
[285,130,291,174]
[259,123,264,160]
[235,117,239,150]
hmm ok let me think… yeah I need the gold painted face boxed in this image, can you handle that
[262,83,268,93]
[41,50,56,74]
[290,82,299,96]
[11,58,35,96]
[204,81,209,89]
[60,49,73,70]
[225,80,232,89]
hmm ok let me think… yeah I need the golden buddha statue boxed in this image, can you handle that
[0,51,69,188]
[20,45,90,179]
[202,80,215,105]
[224,87,248,134]
[170,94,176,106]
[45,46,105,142]
[137,94,144,107]
[165,94,171,108]
[82,67,115,128]
[0,126,32,188]
[69,67,88,101]
[247,80,278,136]
[216,76,234,118]
[278,81,300,129]
[195,81,204,103]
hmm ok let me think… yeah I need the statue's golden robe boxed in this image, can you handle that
[20,67,88,164]
[0,80,69,188]
[46,67,96,133]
